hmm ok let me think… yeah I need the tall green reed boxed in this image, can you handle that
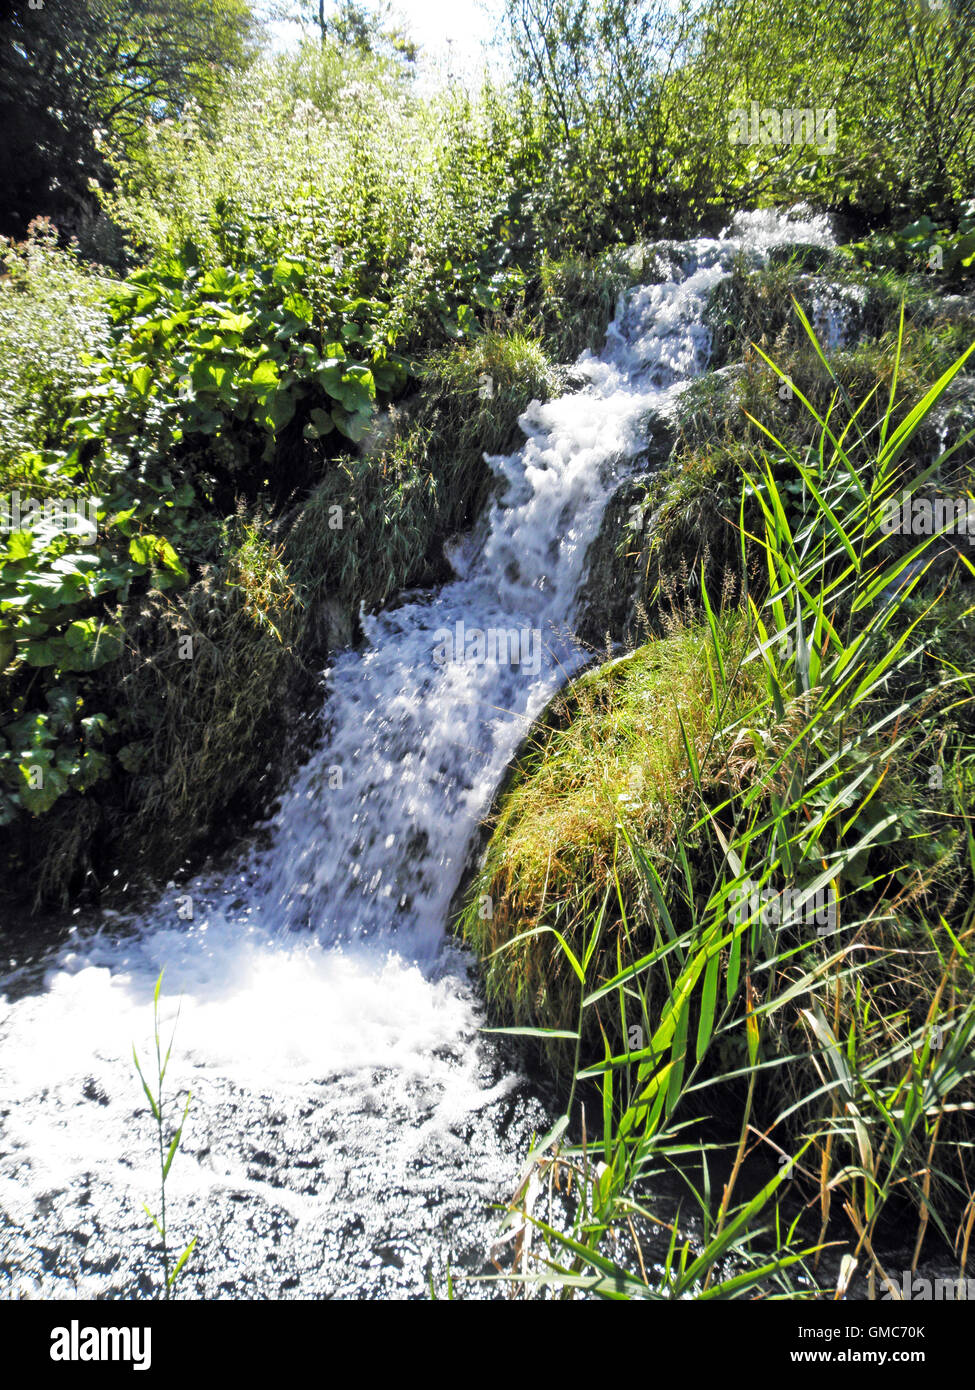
[132,969,197,1299]
[472,306,975,1299]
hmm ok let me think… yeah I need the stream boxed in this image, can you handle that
[0,207,835,1300]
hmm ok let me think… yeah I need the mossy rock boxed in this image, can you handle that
[454,619,765,1064]
[766,241,841,274]
[576,410,677,647]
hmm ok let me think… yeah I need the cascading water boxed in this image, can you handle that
[0,208,834,1299]
[810,281,867,352]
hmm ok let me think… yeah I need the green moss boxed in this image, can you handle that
[704,254,934,371]
[456,617,767,1057]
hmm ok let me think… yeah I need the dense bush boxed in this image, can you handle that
[0,34,528,889]
[0,220,114,481]
[503,0,975,253]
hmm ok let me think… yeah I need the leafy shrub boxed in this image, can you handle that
[101,44,522,357]
[73,238,410,504]
[0,219,113,483]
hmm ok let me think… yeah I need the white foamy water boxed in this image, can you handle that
[0,208,833,1299]
[811,281,867,351]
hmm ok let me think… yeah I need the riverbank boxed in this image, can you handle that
[456,227,975,1295]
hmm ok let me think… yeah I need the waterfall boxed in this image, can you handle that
[0,207,834,1299]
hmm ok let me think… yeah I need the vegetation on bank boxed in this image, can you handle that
[573,235,975,651]
[457,298,975,1295]
[0,25,548,904]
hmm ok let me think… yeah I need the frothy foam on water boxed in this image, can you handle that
[0,207,836,1298]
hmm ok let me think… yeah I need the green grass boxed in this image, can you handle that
[132,970,197,1299]
[459,617,768,1061]
[583,286,975,646]
[533,248,646,363]
[457,310,975,1299]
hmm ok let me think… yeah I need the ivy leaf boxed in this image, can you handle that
[4,531,33,562]
[58,619,124,671]
[109,506,139,535]
[129,535,155,567]
[23,638,62,667]
[328,365,375,413]
[184,402,224,434]
[129,534,186,580]
[190,359,229,393]
[117,741,149,773]
[72,747,111,790]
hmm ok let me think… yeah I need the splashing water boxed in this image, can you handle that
[811,281,867,352]
[0,208,834,1299]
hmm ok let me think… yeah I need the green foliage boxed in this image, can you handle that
[100,42,521,349]
[132,970,197,1299]
[535,247,642,362]
[0,219,114,480]
[460,316,975,1296]
[418,328,553,464]
[504,0,705,251]
[287,328,555,618]
[0,44,520,847]
[292,0,420,64]
[0,495,189,824]
[4,0,975,924]
[3,0,975,1300]
[79,237,407,478]
[504,0,975,253]
[894,205,975,285]
[841,203,975,288]
[0,221,128,813]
